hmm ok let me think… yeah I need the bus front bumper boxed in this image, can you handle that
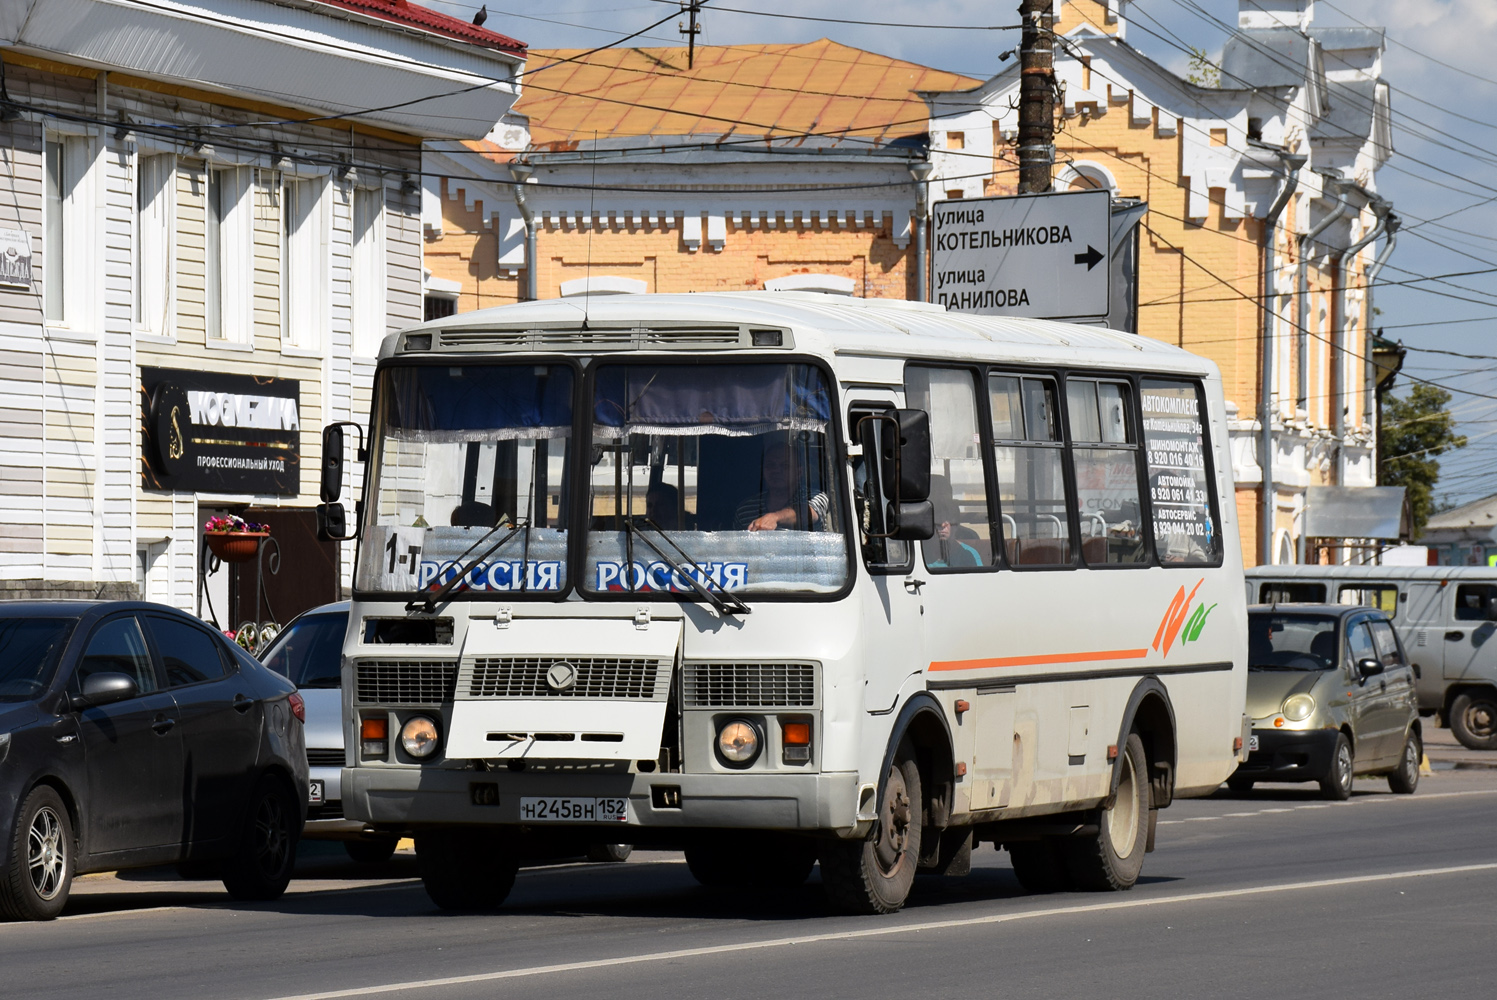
[342,766,867,836]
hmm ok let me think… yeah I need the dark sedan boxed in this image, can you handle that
[0,601,308,920]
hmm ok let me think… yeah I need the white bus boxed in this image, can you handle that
[318,293,1248,914]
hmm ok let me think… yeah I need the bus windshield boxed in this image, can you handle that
[583,362,848,596]
[356,363,573,597]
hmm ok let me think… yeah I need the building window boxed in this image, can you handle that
[424,296,456,322]
[283,177,327,351]
[207,166,253,344]
[351,184,386,357]
[44,134,90,326]
[136,154,175,336]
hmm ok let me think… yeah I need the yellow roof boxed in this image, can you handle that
[511,39,981,150]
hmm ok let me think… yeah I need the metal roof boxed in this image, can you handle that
[393,291,1215,375]
[308,0,525,53]
[513,40,981,150]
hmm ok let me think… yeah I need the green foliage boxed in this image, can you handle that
[1380,384,1467,537]
[1186,47,1220,88]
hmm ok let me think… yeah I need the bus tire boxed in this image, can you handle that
[586,843,632,864]
[1450,691,1497,751]
[1065,732,1149,892]
[819,741,922,914]
[416,830,517,911]
[1007,839,1072,894]
[687,835,816,888]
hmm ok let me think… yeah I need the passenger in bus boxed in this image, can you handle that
[734,441,829,531]
[449,500,498,528]
[645,482,682,530]
[925,475,983,568]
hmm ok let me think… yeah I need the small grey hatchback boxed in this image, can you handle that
[1232,604,1422,799]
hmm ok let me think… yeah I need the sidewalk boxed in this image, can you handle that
[1423,724,1497,772]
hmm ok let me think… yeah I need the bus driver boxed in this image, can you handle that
[734,440,829,532]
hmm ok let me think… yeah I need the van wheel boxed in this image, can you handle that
[223,775,299,901]
[0,786,73,921]
[1450,692,1497,751]
[1320,734,1355,800]
[416,830,517,910]
[1388,730,1422,795]
[344,837,400,865]
[1008,839,1072,893]
[819,741,922,914]
[586,843,632,864]
[687,835,816,887]
[1065,732,1149,891]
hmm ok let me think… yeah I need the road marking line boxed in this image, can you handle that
[256,862,1497,1000]
[1160,787,1497,825]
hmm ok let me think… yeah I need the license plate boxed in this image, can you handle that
[519,796,627,823]
[308,779,325,805]
[1248,735,1260,752]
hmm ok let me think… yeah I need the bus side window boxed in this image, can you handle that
[905,367,993,572]
[1139,379,1221,566]
[849,403,911,573]
[989,373,1071,567]
[1067,378,1146,566]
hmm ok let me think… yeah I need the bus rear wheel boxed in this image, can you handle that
[1008,838,1072,894]
[819,742,922,915]
[416,830,518,911]
[1065,733,1149,892]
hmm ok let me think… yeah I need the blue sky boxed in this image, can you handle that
[432,0,1497,505]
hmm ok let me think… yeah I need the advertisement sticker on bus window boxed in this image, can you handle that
[1140,381,1218,565]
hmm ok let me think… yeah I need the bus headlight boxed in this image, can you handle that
[716,719,761,767]
[400,716,440,758]
[1283,694,1315,722]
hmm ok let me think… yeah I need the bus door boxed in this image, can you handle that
[848,394,925,717]
[1444,582,1497,684]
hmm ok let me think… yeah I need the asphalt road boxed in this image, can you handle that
[6,768,1497,1000]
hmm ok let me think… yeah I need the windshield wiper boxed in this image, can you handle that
[625,516,750,618]
[408,520,526,613]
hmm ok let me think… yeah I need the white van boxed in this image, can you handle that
[1246,566,1497,750]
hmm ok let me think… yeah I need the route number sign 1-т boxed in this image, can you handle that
[931,188,1111,321]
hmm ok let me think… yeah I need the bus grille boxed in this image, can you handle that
[467,657,667,700]
[306,748,346,768]
[682,662,817,708]
[354,660,458,704]
[435,326,758,352]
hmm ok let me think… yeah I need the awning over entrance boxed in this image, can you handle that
[1304,486,1411,541]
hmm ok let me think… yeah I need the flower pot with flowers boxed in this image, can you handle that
[204,514,271,563]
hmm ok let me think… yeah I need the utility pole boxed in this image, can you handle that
[1017,0,1055,194]
[680,0,702,69]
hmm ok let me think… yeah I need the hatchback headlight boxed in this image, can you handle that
[1283,694,1316,722]
[716,719,761,766]
[400,716,440,758]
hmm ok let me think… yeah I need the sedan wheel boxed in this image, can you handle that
[1,786,74,921]
[1388,730,1422,795]
[1320,733,1355,801]
[222,775,299,901]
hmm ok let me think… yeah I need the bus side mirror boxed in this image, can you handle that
[317,421,366,542]
[880,409,931,503]
[889,500,934,541]
[321,424,344,503]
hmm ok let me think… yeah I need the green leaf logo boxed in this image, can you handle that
[1182,602,1217,644]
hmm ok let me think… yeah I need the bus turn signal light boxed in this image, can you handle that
[781,719,812,764]
[361,717,389,759]
[781,722,811,745]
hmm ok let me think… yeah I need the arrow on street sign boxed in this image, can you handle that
[1074,245,1103,271]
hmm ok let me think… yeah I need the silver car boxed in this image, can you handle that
[258,602,401,863]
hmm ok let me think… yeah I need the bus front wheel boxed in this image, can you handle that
[1066,732,1149,892]
[820,741,922,915]
[416,830,518,911]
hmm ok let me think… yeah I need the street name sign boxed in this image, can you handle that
[931,188,1111,321]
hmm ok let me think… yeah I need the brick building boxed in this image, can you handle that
[422,41,978,309]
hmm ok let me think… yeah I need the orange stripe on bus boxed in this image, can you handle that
[928,648,1151,672]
